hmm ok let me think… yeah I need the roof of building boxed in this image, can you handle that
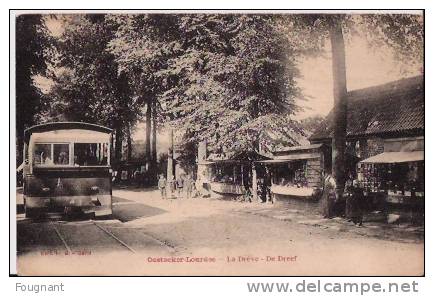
[207,150,271,162]
[273,143,323,154]
[309,75,424,141]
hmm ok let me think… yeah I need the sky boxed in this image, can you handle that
[294,36,422,120]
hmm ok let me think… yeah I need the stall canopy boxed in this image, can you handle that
[360,151,424,164]
[207,150,271,163]
[256,153,320,163]
[273,143,323,153]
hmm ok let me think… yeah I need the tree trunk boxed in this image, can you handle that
[145,101,152,163]
[151,97,157,164]
[150,97,158,184]
[167,129,174,187]
[329,18,348,199]
[126,122,132,162]
[114,126,123,163]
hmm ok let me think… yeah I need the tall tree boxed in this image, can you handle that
[329,16,348,196]
[109,14,312,169]
[291,13,423,197]
[151,96,158,172]
[144,101,152,162]
[16,14,50,164]
[126,122,132,161]
[108,14,181,176]
[43,15,141,162]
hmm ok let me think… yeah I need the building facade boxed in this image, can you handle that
[310,75,424,212]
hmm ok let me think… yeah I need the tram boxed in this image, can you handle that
[21,122,113,218]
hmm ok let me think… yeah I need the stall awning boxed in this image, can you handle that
[198,161,216,165]
[256,153,320,163]
[359,151,424,164]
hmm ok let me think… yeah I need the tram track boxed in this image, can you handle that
[91,221,137,253]
[50,221,72,254]
[48,219,176,255]
[92,221,177,253]
[49,220,137,254]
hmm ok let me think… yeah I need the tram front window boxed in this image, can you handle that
[53,144,70,165]
[33,144,52,165]
[74,143,108,166]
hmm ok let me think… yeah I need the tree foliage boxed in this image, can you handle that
[109,14,313,166]
[41,15,145,160]
[290,14,423,69]
[16,14,50,162]
[44,15,140,126]
[21,13,423,170]
[300,115,326,136]
[290,13,423,196]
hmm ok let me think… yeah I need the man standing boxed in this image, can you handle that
[169,176,176,198]
[134,168,141,188]
[158,174,167,199]
[176,175,184,198]
[344,173,364,226]
[185,175,193,198]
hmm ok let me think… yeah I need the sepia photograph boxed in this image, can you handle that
[12,10,424,276]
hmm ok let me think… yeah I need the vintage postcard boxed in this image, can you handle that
[12,10,424,276]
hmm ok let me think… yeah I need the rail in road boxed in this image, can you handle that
[50,220,137,254]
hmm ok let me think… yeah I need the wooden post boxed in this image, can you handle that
[233,165,236,183]
[241,164,244,187]
[252,163,258,201]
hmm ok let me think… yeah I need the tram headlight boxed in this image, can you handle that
[42,187,50,192]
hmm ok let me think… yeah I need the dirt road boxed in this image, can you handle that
[16,188,424,276]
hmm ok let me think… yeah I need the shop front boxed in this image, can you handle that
[202,150,270,199]
[257,144,330,201]
[208,160,249,196]
[357,137,424,217]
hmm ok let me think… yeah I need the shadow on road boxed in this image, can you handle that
[113,186,158,193]
[112,198,166,222]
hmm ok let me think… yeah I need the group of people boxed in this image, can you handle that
[157,170,365,224]
[322,172,364,226]
[157,174,197,199]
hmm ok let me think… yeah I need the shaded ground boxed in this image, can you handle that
[112,195,166,222]
[16,188,424,276]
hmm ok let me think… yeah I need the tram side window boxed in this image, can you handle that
[33,144,52,165]
[74,143,108,166]
[53,144,70,165]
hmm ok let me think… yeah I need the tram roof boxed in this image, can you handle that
[24,122,112,143]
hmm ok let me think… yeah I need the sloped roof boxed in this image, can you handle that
[310,76,424,141]
[208,150,271,162]
[273,143,323,154]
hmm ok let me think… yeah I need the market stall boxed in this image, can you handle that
[358,150,424,205]
[204,150,270,198]
[257,144,330,200]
